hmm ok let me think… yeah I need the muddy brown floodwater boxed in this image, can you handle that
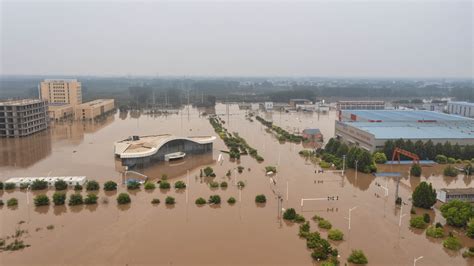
[1,104,473,265]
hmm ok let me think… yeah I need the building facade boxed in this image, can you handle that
[0,99,49,137]
[48,104,74,121]
[437,188,474,203]
[447,101,474,118]
[74,99,115,120]
[39,79,82,106]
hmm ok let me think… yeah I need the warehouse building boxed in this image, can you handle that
[335,110,474,152]
[75,99,115,120]
[447,101,474,118]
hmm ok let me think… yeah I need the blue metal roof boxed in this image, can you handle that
[343,110,471,122]
[303,128,321,135]
[348,121,474,140]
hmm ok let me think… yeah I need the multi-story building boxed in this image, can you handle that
[39,79,82,106]
[0,99,49,137]
[75,99,115,120]
[447,101,474,118]
[47,103,75,121]
[336,101,385,111]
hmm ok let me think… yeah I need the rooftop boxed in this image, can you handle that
[77,99,114,108]
[303,128,321,135]
[448,101,474,107]
[342,110,471,122]
[440,188,474,195]
[0,99,45,106]
[342,121,474,140]
[43,79,78,82]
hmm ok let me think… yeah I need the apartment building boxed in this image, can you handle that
[0,99,49,137]
[39,79,82,106]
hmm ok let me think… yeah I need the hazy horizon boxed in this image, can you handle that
[1,0,473,78]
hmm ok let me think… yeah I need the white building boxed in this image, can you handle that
[447,101,474,118]
[264,102,273,111]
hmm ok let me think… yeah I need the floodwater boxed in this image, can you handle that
[1,104,472,265]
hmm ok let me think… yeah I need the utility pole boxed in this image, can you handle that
[399,204,408,227]
[342,155,346,176]
[345,206,357,230]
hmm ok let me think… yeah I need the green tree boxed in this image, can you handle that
[203,166,214,177]
[347,250,368,264]
[410,216,427,229]
[144,182,155,190]
[435,154,448,164]
[195,197,206,205]
[373,152,387,164]
[283,208,297,220]
[116,193,131,205]
[328,229,344,241]
[30,180,48,190]
[159,180,171,189]
[443,165,459,177]
[7,198,18,207]
[54,180,68,191]
[412,182,436,209]
[424,140,436,160]
[467,218,474,238]
[174,181,186,189]
[255,194,266,203]
[84,193,98,204]
[227,197,236,204]
[440,200,474,227]
[426,226,444,238]
[165,196,175,205]
[410,164,422,177]
[208,195,221,204]
[68,194,84,206]
[52,192,67,206]
[34,194,50,206]
[103,181,118,191]
[443,236,462,250]
[86,180,100,191]
[127,180,141,190]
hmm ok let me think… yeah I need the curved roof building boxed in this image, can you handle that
[114,134,216,167]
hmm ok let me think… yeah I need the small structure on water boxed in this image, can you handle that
[302,128,323,142]
[4,176,87,187]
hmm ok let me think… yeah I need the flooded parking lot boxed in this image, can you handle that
[1,104,473,265]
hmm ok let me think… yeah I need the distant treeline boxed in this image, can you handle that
[381,139,474,161]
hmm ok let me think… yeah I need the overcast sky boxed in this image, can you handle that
[1,0,472,78]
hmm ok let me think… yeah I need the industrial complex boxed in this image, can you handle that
[335,110,474,152]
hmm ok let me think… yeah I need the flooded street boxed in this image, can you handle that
[1,104,473,265]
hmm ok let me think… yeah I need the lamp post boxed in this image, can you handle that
[413,256,423,266]
[342,155,346,176]
[345,206,357,230]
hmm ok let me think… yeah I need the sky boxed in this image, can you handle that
[1,0,472,78]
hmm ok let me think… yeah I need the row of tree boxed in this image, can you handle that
[323,138,377,173]
[382,139,474,161]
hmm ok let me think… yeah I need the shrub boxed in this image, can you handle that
[116,193,131,205]
[203,166,214,177]
[31,180,48,190]
[174,181,186,189]
[127,180,140,190]
[410,164,422,177]
[309,237,332,260]
[347,250,368,264]
[237,166,244,173]
[74,184,83,191]
[395,197,402,205]
[328,229,344,241]
[294,214,305,223]
[255,194,266,203]
[19,183,29,190]
[435,222,443,228]
[426,226,444,238]
[209,181,219,188]
[220,181,228,188]
[237,181,245,189]
[103,181,118,191]
[0,199,3,206]
[319,161,331,169]
[318,219,332,229]
[195,197,207,205]
[151,198,160,204]
[34,194,50,206]
[373,152,387,164]
[159,181,170,189]
[54,180,68,191]
[447,157,456,164]
[226,170,231,177]
[86,180,100,191]
[165,196,175,205]
[52,192,66,206]
[0,181,3,190]
[298,221,310,238]
[443,165,459,177]
[208,195,221,204]
[440,200,474,227]
[410,216,427,229]
[84,193,98,205]
[161,174,168,180]
[467,218,474,238]
[443,236,462,250]
[68,194,84,206]
[4,183,15,190]
[144,182,155,190]
[463,247,474,258]
[435,155,448,164]
[227,197,236,204]
[423,213,431,223]
[265,166,277,173]
[283,208,297,220]
[7,198,18,207]
[412,181,437,209]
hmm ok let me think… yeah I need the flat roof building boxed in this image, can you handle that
[447,101,474,118]
[40,79,82,106]
[48,103,74,121]
[437,188,474,203]
[336,101,385,111]
[0,99,49,137]
[335,110,474,152]
[75,99,115,120]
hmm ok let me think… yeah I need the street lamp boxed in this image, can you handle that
[345,206,357,230]
[413,256,423,266]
